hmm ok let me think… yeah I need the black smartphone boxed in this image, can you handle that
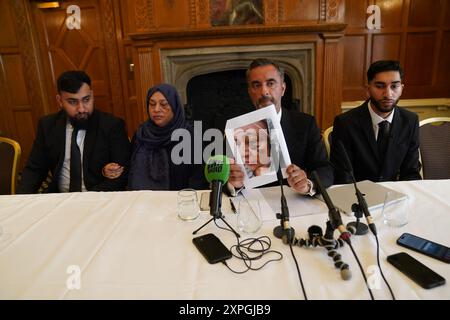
[387,252,446,289]
[397,233,450,263]
[193,233,232,264]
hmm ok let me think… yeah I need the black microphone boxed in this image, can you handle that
[204,155,230,218]
[273,164,295,244]
[312,171,351,244]
[336,140,377,236]
[269,129,295,244]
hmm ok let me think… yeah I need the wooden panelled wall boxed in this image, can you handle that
[121,0,346,132]
[343,0,450,100]
[1,0,449,171]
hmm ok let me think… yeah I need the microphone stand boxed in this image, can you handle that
[348,202,369,235]
[193,181,240,237]
[334,139,372,236]
[193,212,240,237]
[272,163,295,244]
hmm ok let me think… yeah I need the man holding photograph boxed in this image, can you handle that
[228,58,332,195]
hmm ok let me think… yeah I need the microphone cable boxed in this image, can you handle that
[216,216,309,300]
[287,239,308,300]
[214,220,283,274]
[375,235,396,300]
[333,140,396,300]
[345,240,375,300]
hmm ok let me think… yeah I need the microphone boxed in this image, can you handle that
[312,171,351,244]
[271,138,294,244]
[336,140,377,236]
[204,155,230,218]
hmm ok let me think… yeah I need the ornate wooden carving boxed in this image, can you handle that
[7,0,50,166]
[265,0,278,25]
[99,0,126,119]
[135,0,154,31]
[320,0,327,21]
[195,0,210,27]
[278,0,284,22]
[9,0,47,118]
[327,0,340,21]
[189,0,197,27]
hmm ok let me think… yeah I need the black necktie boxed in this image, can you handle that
[377,120,390,159]
[69,127,82,192]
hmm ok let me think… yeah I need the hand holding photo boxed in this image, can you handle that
[225,104,291,189]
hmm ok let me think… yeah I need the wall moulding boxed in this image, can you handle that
[129,23,347,41]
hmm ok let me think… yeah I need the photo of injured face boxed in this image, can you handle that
[234,120,272,178]
[225,105,291,189]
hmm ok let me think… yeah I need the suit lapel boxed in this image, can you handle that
[280,109,294,153]
[55,111,67,154]
[83,110,99,172]
[359,102,379,161]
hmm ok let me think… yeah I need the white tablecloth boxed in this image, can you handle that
[0,180,449,300]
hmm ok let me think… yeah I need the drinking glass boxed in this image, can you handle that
[237,198,262,234]
[177,189,200,221]
[382,192,409,227]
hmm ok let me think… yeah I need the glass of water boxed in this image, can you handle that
[237,198,262,234]
[382,192,409,227]
[177,189,200,221]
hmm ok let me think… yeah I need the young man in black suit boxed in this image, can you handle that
[228,58,332,195]
[330,60,422,184]
[17,71,131,193]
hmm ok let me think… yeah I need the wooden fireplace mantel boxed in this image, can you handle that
[129,23,347,41]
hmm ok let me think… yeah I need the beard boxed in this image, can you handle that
[370,97,399,114]
[67,112,91,130]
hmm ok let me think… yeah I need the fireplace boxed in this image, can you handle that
[160,43,315,130]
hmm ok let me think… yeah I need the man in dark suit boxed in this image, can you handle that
[330,60,421,184]
[17,71,130,193]
[228,58,332,195]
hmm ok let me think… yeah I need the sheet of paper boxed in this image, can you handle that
[237,186,328,221]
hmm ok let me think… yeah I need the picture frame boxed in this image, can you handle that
[225,105,291,189]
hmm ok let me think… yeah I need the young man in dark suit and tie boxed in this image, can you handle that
[17,71,130,193]
[330,60,422,184]
[227,58,332,195]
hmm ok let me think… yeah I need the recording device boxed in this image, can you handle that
[193,155,240,237]
[336,140,377,236]
[387,252,446,289]
[397,233,450,264]
[312,171,351,244]
[204,155,230,218]
[193,233,232,264]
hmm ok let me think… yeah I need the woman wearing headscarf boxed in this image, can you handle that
[126,84,205,190]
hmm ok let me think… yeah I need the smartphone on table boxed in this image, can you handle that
[397,233,450,263]
[387,252,445,289]
[193,233,232,264]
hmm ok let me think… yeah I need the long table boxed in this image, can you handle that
[0,180,449,299]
